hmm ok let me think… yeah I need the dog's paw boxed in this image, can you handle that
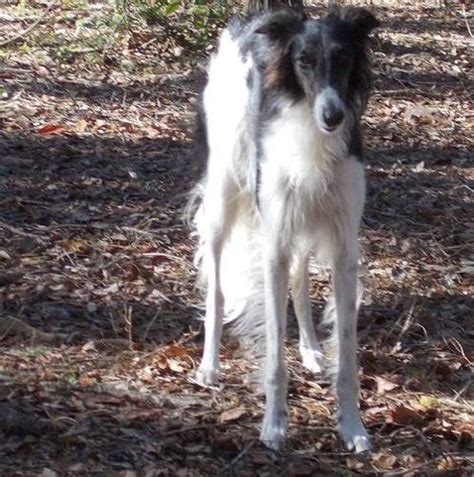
[339,416,372,454]
[260,409,287,451]
[194,367,220,388]
[299,345,324,373]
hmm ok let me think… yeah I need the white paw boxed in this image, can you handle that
[195,366,220,388]
[339,416,372,454]
[300,345,324,373]
[260,410,287,450]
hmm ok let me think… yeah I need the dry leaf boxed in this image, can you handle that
[0,250,11,260]
[168,359,184,373]
[36,124,66,135]
[36,66,50,77]
[373,451,397,469]
[218,405,246,424]
[40,469,57,477]
[166,344,188,358]
[389,404,425,426]
[75,118,88,133]
[65,238,87,253]
[375,375,401,394]
[418,395,439,410]
[81,341,97,352]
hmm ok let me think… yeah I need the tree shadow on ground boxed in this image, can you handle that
[0,378,267,475]
[384,12,470,36]
[2,71,206,105]
[0,131,201,347]
[1,121,471,365]
[375,69,468,94]
[0,133,195,225]
[376,38,460,64]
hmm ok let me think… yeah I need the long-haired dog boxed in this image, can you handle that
[190,7,380,452]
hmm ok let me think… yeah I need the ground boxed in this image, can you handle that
[0,1,472,476]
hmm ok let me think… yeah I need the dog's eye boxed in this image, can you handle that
[334,48,350,64]
[298,54,313,67]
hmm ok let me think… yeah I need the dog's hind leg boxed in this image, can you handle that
[195,174,237,387]
[290,254,324,373]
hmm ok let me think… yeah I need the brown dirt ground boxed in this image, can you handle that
[0,1,472,476]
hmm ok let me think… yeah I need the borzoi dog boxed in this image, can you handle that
[190,7,380,453]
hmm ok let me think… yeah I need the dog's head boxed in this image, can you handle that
[256,7,380,134]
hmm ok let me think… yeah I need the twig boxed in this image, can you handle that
[79,384,164,406]
[0,1,58,47]
[384,31,473,46]
[462,4,473,38]
[121,225,183,237]
[218,439,256,475]
[121,226,157,238]
[0,221,46,244]
[444,337,473,366]
[377,89,446,99]
[141,251,188,265]
[0,66,33,74]
[141,37,158,50]
[124,305,134,351]
[390,300,417,353]
[140,309,161,343]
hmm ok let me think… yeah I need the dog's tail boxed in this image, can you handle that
[221,215,265,354]
[192,197,266,355]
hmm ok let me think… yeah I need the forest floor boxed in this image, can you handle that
[0,1,473,476]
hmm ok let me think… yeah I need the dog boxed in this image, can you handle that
[189,6,380,453]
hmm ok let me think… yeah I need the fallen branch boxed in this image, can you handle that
[463,4,473,38]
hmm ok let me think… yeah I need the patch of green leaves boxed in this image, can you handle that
[110,0,228,49]
[62,370,80,384]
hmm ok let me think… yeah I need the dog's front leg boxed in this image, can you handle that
[260,209,289,450]
[332,238,371,453]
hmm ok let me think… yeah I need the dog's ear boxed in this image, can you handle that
[255,11,305,43]
[333,6,380,38]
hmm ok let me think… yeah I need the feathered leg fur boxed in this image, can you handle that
[290,254,324,373]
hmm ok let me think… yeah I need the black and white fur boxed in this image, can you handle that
[190,7,380,453]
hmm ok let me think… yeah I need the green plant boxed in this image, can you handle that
[109,0,228,48]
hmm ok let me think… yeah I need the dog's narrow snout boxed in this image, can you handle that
[315,87,346,133]
[322,105,344,129]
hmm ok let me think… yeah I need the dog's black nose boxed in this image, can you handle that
[322,107,344,129]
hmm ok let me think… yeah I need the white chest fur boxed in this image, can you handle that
[259,100,349,221]
[260,101,347,196]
